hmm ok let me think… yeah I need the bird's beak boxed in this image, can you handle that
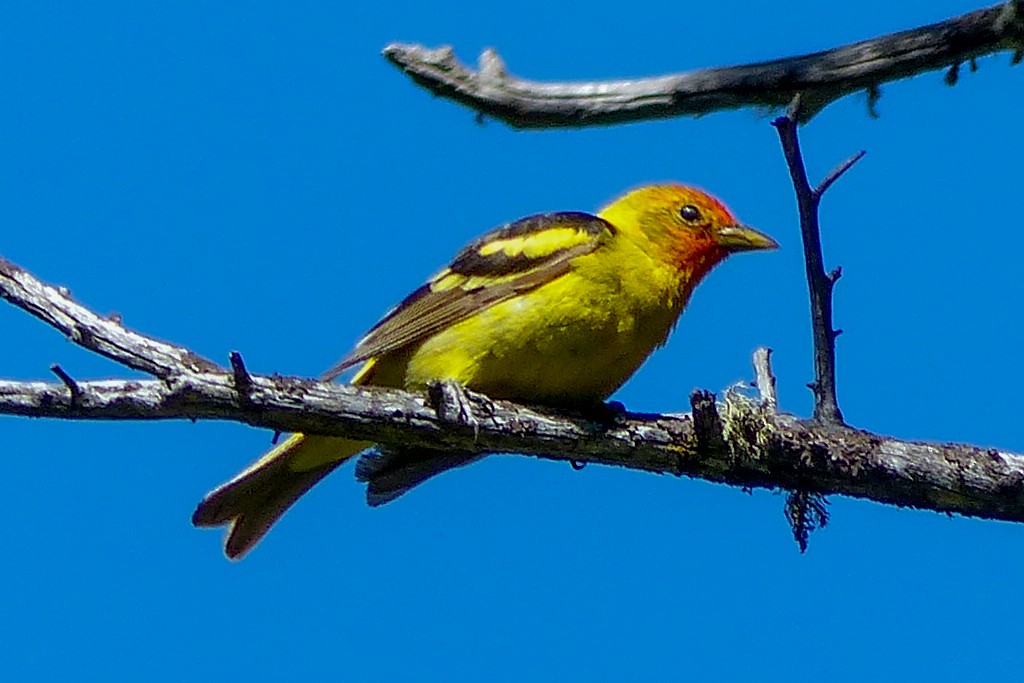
[715,224,779,253]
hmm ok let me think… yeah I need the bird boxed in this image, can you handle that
[192,183,778,559]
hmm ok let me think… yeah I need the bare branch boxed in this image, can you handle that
[2,372,1024,524]
[752,347,778,411]
[815,150,868,199]
[383,3,1024,129]
[772,100,850,425]
[229,351,254,406]
[49,364,82,408]
[0,257,221,378]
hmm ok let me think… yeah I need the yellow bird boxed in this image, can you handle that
[192,184,777,558]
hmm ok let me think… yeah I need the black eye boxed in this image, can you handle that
[679,204,702,222]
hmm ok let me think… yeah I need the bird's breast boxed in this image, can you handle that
[402,268,684,406]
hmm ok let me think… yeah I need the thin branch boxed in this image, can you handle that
[772,98,859,425]
[0,257,221,378]
[752,347,778,411]
[2,371,1024,523]
[383,2,1024,129]
[229,351,254,405]
[815,150,868,198]
[49,364,82,408]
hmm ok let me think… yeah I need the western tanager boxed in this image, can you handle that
[193,184,777,559]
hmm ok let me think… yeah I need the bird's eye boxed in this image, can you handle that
[679,204,702,223]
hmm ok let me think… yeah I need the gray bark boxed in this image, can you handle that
[384,2,1024,128]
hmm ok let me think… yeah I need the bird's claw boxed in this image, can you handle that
[428,379,481,439]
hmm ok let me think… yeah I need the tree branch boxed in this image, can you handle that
[3,253,1024,527]
[383,2,1024,128]
[2,369,1024,523]
[0,257,221,378]
[772,98,861,425]
[772,97,865,545]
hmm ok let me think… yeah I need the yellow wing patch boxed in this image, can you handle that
[477,226,595,261]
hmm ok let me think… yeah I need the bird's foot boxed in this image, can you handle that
[428,379,484,439]
[578,400,628,428]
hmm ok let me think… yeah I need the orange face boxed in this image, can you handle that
[601,184,777,280]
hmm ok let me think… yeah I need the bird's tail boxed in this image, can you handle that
[192,434,371,559]
[355,447,480,507]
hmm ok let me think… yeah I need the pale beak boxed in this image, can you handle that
[715,224,779,253]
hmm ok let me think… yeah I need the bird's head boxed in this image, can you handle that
[599,184,777,280]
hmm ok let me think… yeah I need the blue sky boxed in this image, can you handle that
[2,1,1021,680]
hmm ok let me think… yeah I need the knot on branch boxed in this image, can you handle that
[690,390,725,454]
[478,48,508,81]
[229,351,254,407]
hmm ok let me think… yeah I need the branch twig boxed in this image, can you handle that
[49,364,82,408]
[229,351,254,406]
[772,97,861,425]
[0,258,221,378]
[383,3,1024,128]
[752,347,778,411]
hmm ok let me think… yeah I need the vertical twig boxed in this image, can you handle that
[690,390,725,453]
[50,364,82,408]
[752,347,778,411]
[772,95,863,425]
[229,351,254,406]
